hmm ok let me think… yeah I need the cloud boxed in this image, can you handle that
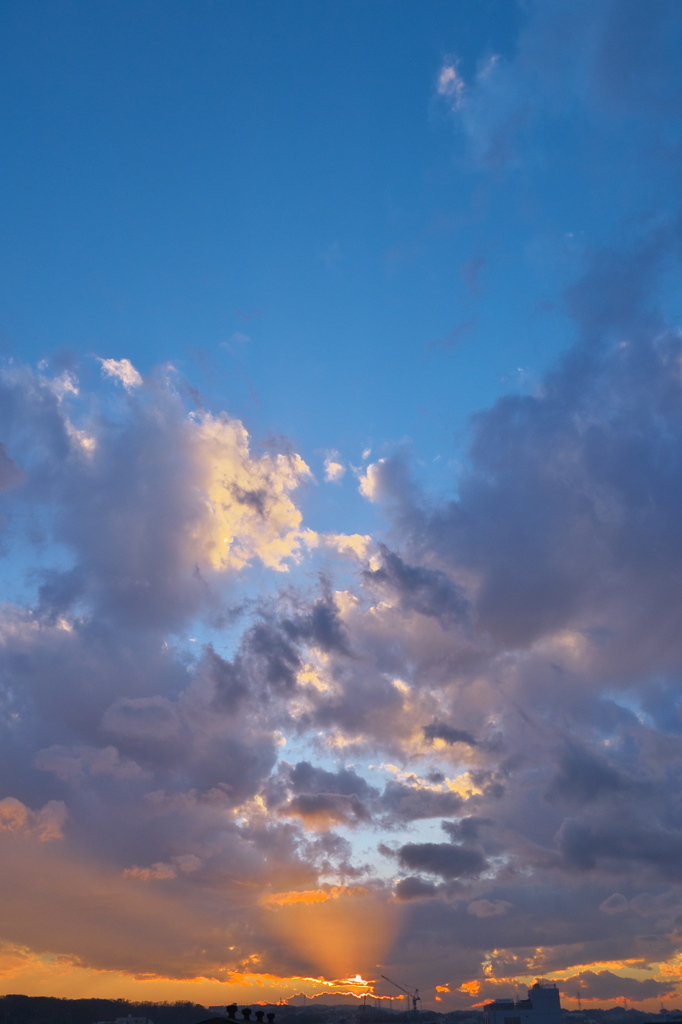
[220,332,251,354]
[599,893,629,915]
[558,970,674,1002]
[358,460,384,502]
[393,876,439,901]
[122,861,177,881]
[437,62,466,109]
[281,792,371,829]
[556,813,682,880]
[122,854,202,881]
[397,842,487,880]
[0,367,314,632]
[193,411,313,573]
[423,722,477,747]
[5,11,682,992]
[324,451,345,483]
[260,885,368,908]
[363,544,470,625]
[379,780,464,821]
[102,696,182,741]
[0,798,67,842]
[467,899,512,918]
[318,532,372,560]
[0,444,23,492]
[287,761,377,800]
[545,743,641,805]
[98,358,143,390]
[4,269,682,999]
[205,593,350,708]
[35,744,145,782]
[274,762,378,829]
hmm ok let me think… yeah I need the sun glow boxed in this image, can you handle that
[261,888,397,980]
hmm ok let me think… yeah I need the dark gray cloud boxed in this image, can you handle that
[246,619,302,692]
[379,781,464,821]
[363,544,470,625]
[418,248,682,659]
[203,643,248,714]
[288,761,377,800]
[545,743,644,805]
[393,876,439,901]
[556,813,682,880]
[397,842,487,879]
[423,721,477,747]
[283,594,350,654]
[282,792,371,826]
[442,817,495,843]
[267,762,379,828]
[559,970,674,1001]
[205,593,349,709]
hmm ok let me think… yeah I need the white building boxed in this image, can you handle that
[483,981,562,1024]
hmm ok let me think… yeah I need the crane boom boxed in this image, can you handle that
[380,975,421,1012]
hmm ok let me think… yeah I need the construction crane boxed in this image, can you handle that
[381,975,421,1013]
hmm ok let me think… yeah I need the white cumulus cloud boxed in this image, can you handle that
[98,357,143,390]
[324,450,345,482]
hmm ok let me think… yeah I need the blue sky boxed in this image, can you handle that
[4,0,674,511]
[3,0,682,1012]
[1,2,564,490]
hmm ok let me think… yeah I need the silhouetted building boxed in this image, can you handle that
[484,982,562,1024]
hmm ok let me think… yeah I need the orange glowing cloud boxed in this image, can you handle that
[436,985,451,993]
[260,886,369,908]
[538,958,647,977]
[0,797,67,842]
[459,980,480,995]
[659,956,682,979]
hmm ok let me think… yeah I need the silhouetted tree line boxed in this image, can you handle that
[0,995,211,1024]
[0,997,676,1024]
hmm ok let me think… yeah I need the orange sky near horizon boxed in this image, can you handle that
[1,943,681,1014]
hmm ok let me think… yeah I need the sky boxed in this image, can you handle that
[2,0,682,1012]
